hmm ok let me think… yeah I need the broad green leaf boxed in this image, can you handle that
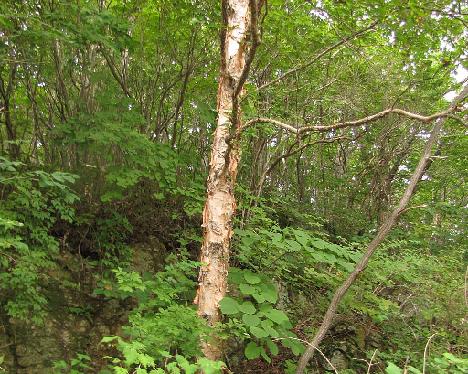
[244,271,261,284]
[311,238,329,250]
[259,283,278,303]
[228,267,244,284]
[285,239,302,252]
[239,301,257,314]
[259,303,273,314]
[265,309,289,325]
[219,297,240,315]
[293,229,311,246]
[244,341,261,359]
[386,362,403,374]
[266,339,279,356]
[282,338,304,356]
[250,326,269,338]
[260,319,279,337]
[252,292,266,303]
[242,313,261,327]
[239,283,256,295]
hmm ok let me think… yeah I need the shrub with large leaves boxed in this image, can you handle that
[219,268,304,363]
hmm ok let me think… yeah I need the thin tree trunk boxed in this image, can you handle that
[296,85,467,374]
[194,0,262,360]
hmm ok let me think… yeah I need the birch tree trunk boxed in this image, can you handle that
[194,0,262,360]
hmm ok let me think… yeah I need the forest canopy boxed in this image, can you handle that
[0,0,467,373]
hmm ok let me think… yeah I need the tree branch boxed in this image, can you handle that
[100,47,133,99]
[237,103,466,139]
[234,0,263,98]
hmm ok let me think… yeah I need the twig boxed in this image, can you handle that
[367,349,378,374]
[422,333,438,374]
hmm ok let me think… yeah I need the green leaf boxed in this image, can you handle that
[101,336,119,343]
[293,229,311,247]
[244,271,261,284]
[175,355,190,369]
[114,368,129,374]
[265,309,289,325]
[386,362,403,374]
[266,339,279,356]
[242,314,261,327]
[196,358,225,374]
[244,341,261,359]
[252,292,266,303]
[260,318,279,336]
[310,238,329,249]
[239,283,256,295]
[250,326,269,338]
[259,283,278,303]
[138,353,155,368]
[285,239,302,252]
[219,297,240,315]
[260,348,271,363]
[228,267,244,284]
[239,301,256,314]
[282,338,304,356]
[259,303,273,314]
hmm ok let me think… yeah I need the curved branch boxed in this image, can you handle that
[238,103,466,138]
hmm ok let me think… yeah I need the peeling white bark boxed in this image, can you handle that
[194,0,258,360]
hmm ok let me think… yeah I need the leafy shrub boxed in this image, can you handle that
[53,353,91,374]
[52,109,178,203]
[0,157,78,323]
[219,268,304,362]
[234,226,358,291]
[97,258,225,372]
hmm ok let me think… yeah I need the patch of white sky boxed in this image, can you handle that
[309,1,330,21]
[444,66,468,101]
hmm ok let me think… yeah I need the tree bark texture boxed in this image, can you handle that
[194,0,261,360]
